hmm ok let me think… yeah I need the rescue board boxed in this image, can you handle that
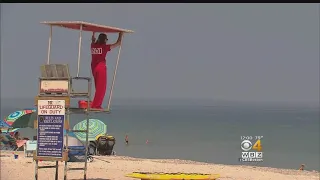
[125,172,220,180]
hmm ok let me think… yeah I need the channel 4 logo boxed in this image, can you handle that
[239,138,264,162]
[240,152,263,162]
[241,139,262,152]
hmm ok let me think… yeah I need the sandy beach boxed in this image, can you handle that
[0,151,318,180]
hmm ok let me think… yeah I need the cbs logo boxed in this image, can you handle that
[241,139,262,151]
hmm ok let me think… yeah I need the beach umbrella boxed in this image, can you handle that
[4,109,36,127]
[73,119,107,142]
[9,112,37,129]
[0,127,20,133]
[23,108,37,111]
[0,120,20,133]
[0,119,10,127]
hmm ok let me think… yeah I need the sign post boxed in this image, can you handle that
[37,100,65,158]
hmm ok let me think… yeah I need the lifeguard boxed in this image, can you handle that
[90,32,123,109]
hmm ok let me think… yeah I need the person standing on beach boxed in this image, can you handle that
[90,32,123,109]
[125,134,129,145]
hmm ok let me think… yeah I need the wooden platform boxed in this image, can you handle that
[39,92,69,96]
[70,92,90,98]
[38,92,90,98]
[69,108,110,114]
[40,64,70,79]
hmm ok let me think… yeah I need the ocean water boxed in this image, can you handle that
[1,99,319,171]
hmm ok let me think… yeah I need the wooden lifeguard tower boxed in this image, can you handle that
[33,21,133,180]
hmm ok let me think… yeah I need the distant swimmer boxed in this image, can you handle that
[125,135,129,145]
[299,164,305,171]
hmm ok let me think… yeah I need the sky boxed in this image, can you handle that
[1,3,319,104]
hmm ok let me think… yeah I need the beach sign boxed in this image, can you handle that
[36,100,65,158]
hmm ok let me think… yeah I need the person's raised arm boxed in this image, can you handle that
[110,32,124,50]
[91,32,96,44]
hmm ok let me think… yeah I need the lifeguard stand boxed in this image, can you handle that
[33,21,133,180]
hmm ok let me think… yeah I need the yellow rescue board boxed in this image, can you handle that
[125,172,220,180]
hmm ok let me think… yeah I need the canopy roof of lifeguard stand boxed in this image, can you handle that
[40,21,134,33]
